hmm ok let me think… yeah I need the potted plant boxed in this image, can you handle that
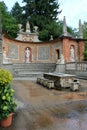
[0,69,17,127]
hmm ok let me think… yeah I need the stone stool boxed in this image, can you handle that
[37,77,41,84]
[39,77,45,85]
[43,79,49,87]
[70,79,80,91]
[47,80,54,89]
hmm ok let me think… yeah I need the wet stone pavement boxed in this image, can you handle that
[1,79,87,130]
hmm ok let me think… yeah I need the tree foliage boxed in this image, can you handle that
[83,22,87,49]
[11,0,76,41]
[84,50,87,61]
[0,1,18,38]
[82,21,87,60]
[38,21,63,41]
[10,2,23,24]
[21,0,62,40]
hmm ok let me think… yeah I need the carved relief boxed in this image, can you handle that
[8,44,19,59]
[38,46,50,60]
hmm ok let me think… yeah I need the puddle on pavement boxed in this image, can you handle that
[60,92,87,101]
[36,113,54,128]
[1,102,87,130]
[51,101,87,130]
[16,100,25,109]
[29,88,42,97]
[54,113,87,130]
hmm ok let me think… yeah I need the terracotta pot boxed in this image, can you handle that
[0,113,14,127]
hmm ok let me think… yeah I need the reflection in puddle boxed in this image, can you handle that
[55,113,87,130]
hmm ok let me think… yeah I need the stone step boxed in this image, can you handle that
[13,68,52,72]
[13,63,56,78]
[13,63,56,68]
[14,72,43,78]
[18,71,49,74]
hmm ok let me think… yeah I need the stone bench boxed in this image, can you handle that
[37,77,54,89]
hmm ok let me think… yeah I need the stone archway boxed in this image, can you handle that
[56,49,60,60]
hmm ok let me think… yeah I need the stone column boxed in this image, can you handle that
[62,38,70,62]
[63,16,68,36]
[78,19,84,61]
[79,40,84,61]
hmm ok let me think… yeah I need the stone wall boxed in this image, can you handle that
[62,38,84,62]
[2,36,85,64]
[2,37,62,63]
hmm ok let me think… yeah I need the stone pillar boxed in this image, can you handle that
[78,20,84,61]
[78,19,83,39]
[63,16,68,36]
[62,38,70,62]
[79,40,84,61]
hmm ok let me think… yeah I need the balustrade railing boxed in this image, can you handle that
[65,61,87,72]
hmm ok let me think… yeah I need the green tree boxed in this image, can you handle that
[0,1,18,38]
[84,51,87,61]
[38,21,63,41]
[11,2,23,24]
[21,0,61,40]
[67,26,78,38]
[82,21,87,60]
[83,22,87,49]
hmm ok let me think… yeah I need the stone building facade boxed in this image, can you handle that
[2,17,85,64]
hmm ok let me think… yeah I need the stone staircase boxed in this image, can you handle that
[13,63,56,79]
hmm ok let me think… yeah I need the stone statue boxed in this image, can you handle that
[25,48,30,63]
[56,54,64,64]
[3,50,11,64]
[50,35,53,40]
[3,50,6,59]
[26,21,30,33]
[70,46,75,62]
[18,24,23,32]
[60,54,64,64]
[34,26,38,33]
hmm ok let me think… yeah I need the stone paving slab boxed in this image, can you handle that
[0,79,87,130]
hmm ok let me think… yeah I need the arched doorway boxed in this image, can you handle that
[56,49,60,60]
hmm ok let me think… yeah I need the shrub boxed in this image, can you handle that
[0,69,17,120]
[0,69,13,85]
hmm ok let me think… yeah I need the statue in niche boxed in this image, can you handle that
[3,48,11,64]
[70,46,75,62]
[25,48,30,63]
[3,50,6,60]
